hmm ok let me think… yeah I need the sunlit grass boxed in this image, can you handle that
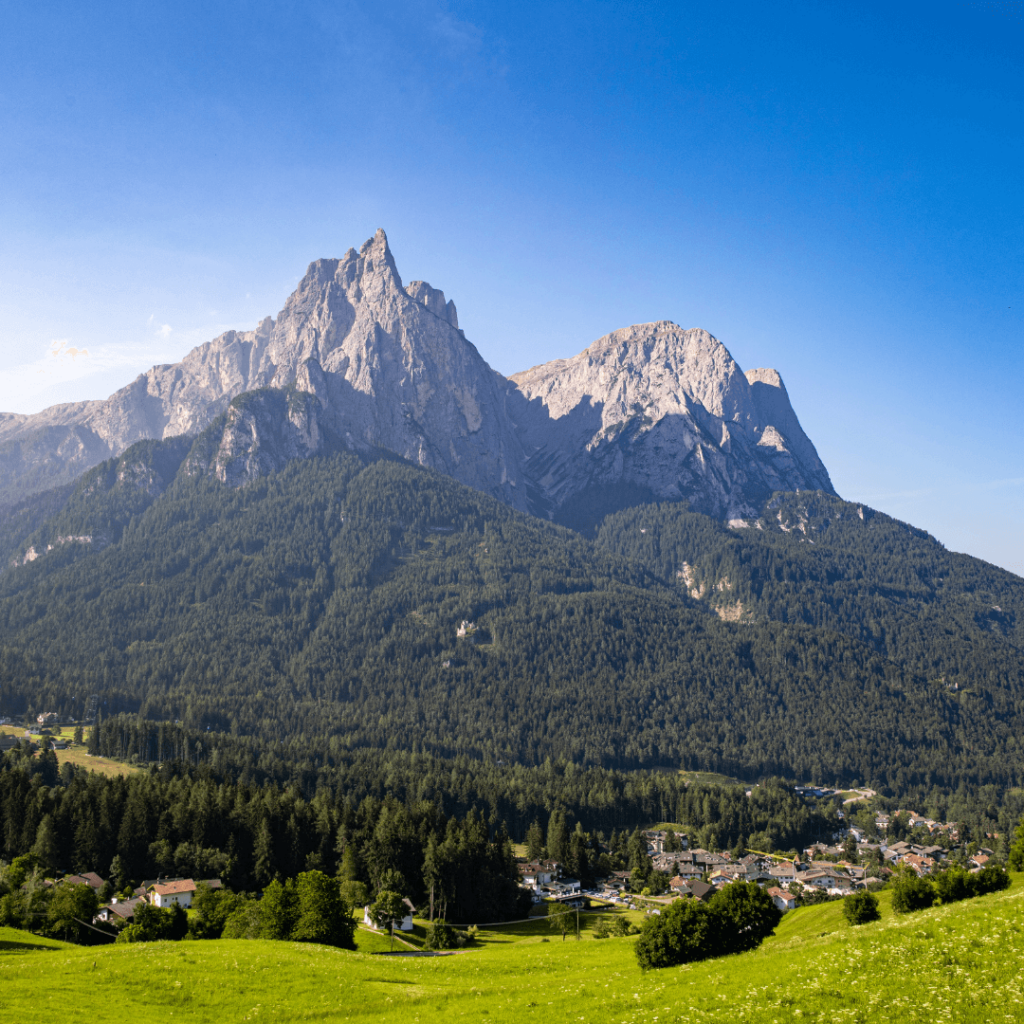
[0,876,1020,1022]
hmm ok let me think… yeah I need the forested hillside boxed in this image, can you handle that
[0,729,842,904]
[0,440,1022,793]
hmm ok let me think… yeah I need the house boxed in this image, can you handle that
[36,712,59,727]
[650,852,685,873]
[63,872,105,893]
[768,861,801,886]
[363,897,415,932]
[835,862,866,880]
[900,854,936,877]
[969,853,990,870]
[549,878,581,896]
[714,864,746,880]
[149,879,197,908]
[643,830,665,855]
[767,887,797,912]
[0,735,19,753]
[95,897,144,924]
[518,860,560,889]
[707,870,738,888]
[675,880,714,902]
[802,869,854,893]
[670,862,704,880]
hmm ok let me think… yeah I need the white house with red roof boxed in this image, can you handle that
[149,879,197,908]
[767,887,797,911]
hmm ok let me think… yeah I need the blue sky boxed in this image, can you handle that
[1,1,1021,574]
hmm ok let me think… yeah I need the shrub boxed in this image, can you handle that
[635,882,782,970]
[890,874,935,914]
[424,920,458,950]
[221,901,264,939]
[292,870,354,949]
[114,902,184,943]
[635,899,713,970]
[973,865,1011,895]
[842,891,880,925]
[709,881,783,955]
[933,866,973,904]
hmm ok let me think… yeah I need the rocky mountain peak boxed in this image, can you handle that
[0,231,835,526]
[405,281,459,329]
[508,321,834,523]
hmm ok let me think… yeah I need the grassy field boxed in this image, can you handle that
[0,724,136,778]
[0,877,1021,1022]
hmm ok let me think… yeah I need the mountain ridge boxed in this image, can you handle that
[0,231,832,522]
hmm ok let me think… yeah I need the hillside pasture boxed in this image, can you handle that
[0,876,1020,1022]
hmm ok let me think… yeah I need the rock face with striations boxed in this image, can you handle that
[0,231,834,521]
[508,321,834,522]
[0,231,529,508]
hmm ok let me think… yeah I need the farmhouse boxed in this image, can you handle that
[363,897,415,932]
[149,879,197,908]
[767,887,797,911]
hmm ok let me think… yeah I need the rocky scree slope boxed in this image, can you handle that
[0,231,832,521]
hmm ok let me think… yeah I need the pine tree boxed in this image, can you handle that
[526,819,545,861]
[254,818,274,887]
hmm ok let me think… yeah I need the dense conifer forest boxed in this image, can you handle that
[0,440,1021,797]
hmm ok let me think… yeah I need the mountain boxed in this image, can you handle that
[509,322,833,524]
[0,231,829,524]
[0,440,1021,793]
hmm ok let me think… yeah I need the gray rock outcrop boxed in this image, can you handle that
[508,322,834,521]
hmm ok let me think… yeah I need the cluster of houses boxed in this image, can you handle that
[515,813,995,917]
[41,871,223,927]
[517,860,583,901]
[865,810,961,843]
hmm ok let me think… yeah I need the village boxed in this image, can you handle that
[0,716,1003,937]
[515,811,996,918]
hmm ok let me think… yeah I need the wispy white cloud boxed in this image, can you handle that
[0,316,254,414]
[147,314,173,339]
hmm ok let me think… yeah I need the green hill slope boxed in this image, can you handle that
[0,443,1022,790]
[1,876,1020,1022]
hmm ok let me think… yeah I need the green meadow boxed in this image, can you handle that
[1,878,1021,1023]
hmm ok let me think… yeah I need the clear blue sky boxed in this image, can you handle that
[1,1,1021,574]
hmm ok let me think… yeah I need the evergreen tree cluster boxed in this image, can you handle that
[76,713,840,850]
[0,744,530,923]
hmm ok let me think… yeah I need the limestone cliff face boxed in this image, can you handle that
[0,232,834,521]
[508,321,834,521]
[0,231,529,509]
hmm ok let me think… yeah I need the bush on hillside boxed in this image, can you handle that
[424,920,458,950]
[842,891,880,925]
[972,865,1011,895]
[1010,815,1024,872]
[890,874,935,914]
[115,902,187,943]
[933,865,974,904]
[635,881,782,971]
